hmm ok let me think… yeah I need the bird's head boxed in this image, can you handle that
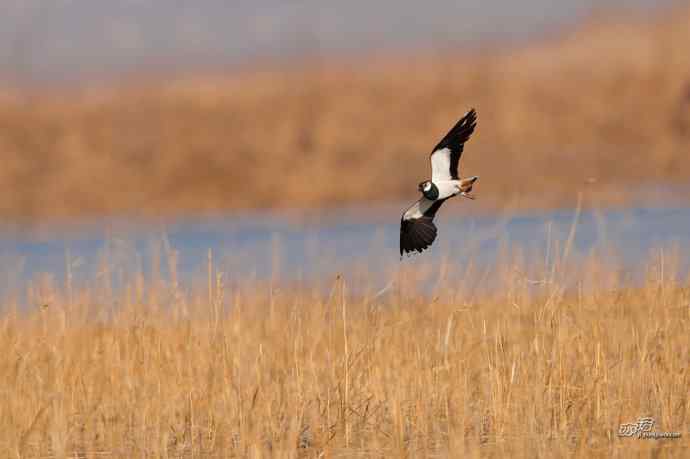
[418,181,439,200]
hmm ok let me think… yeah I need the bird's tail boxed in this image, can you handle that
[459,176,479,193]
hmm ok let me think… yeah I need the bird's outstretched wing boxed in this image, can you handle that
[400,197,448,256]
[429,109,477,182]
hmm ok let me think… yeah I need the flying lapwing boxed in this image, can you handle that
[400,109,479,256]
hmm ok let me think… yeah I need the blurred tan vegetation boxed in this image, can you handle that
[2,6,690,218]
[1,242,688,457]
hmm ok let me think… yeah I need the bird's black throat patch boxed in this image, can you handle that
[420,182,439,201]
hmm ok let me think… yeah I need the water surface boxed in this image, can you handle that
[2,204,689,303]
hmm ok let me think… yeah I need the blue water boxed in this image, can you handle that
[2,205,690,301]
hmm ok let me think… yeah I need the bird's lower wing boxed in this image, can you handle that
[400,197,447,256]
[400,217,438,256]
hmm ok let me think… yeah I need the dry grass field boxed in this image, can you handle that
[1,242,688,458]
[1,5,690,218]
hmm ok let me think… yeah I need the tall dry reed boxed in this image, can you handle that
[1,240,688,458]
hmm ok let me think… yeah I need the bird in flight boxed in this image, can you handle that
[400,109,479,257]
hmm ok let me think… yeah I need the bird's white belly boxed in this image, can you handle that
[434,180,461,199]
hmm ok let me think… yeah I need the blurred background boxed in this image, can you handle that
[1,0,689,216]
[1,0,690,286]
[0,0,677,85]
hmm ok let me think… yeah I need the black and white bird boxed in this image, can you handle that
[400,109,479,256]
